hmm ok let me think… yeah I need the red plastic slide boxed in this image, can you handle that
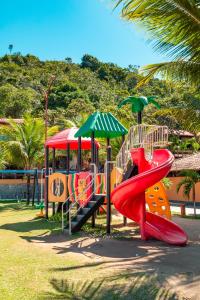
[111,148,187,246]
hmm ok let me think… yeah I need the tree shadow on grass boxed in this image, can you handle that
[48,236,200,296]
[0,217,64,239]
[0,202,31,213]
[0,216,84,243]
[39,273,178,300]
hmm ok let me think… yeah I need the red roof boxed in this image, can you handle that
[45,127,100,150]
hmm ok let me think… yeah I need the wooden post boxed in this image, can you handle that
[77,137,82,172]
[35,169,40,204]
[91,131,95,227]
[95,145,99,171]
[66,143,70,174]
[121,135,127,226]
[91,132,95,164]
[66,143,70,220]
[32,171,36,206]
[106,138,111,235]
[45,146,49,219]
[52,148,56,215]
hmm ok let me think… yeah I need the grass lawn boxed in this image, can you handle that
[0,202,180,300]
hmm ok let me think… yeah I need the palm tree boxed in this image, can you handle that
[115,1,200,87]
[8,44,13,54]
[0,115,58,205]
[118,95,160,124]
[177,170,200,217]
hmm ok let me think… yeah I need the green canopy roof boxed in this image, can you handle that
[74,112,128,139]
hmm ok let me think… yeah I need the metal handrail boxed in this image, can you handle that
[61,177,93,232]
[61,164,96,212]
[62,179,103,234]
[116,124,168,174]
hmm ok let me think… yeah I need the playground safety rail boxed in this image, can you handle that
[62,163,102,234]
[116,124,168,174]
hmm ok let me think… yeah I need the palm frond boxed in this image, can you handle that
[176,178,193,199]
[118,97,133,108]
[115,0,200,61]
[147,96,161,109]
[137,61,200,88]
[153,107,200,134]
[1,114,58,169]
[177,170,200,200]
[179,170,200,182]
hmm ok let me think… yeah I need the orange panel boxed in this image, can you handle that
[48,173,67,203]
[145,181,171,220]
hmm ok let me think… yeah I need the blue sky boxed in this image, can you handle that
[0,0,167,67]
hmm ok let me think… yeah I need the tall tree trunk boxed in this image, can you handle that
[193,185,196,217]
[26,174,31,205]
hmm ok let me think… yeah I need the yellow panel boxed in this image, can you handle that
[111,167,123,192]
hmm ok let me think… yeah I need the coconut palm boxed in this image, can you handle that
[0,115,58,204]
[118,95,160,124]
[115,0,200,87]
[8,44,13,54]
[177,170,200,217]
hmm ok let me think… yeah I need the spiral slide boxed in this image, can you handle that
[111,148,187,246]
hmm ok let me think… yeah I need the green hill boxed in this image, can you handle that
[0,53,199,131]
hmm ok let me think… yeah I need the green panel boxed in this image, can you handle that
[75,112,128,139]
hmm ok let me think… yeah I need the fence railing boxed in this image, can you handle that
[116,125,168,174]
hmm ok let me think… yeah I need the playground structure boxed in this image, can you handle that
[44,112,187,246]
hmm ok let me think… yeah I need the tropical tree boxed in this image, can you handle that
[118,95,160,124]
[0,115,58,204]
[8,44,13,54]
[115,0,200,87]
[177,170,200,217]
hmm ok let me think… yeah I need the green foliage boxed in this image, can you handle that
[48,212,62,222]
[0,115,58,169]
[0,84,38,117]
[0,53,199,133]
[162,178,172,190]
[169,136,200,153]
[115,0,200,87]
[176,170,200,216]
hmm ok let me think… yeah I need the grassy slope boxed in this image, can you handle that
[0,202,179,300]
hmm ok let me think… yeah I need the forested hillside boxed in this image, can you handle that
[0,53,199,132]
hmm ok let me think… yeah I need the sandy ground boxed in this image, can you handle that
[27,215,200,300]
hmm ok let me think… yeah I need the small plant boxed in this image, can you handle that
[49,212,62,222]
[162,177,172,189]
[177,170,200,217]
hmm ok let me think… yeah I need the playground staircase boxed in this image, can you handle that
[64,195,105,233]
